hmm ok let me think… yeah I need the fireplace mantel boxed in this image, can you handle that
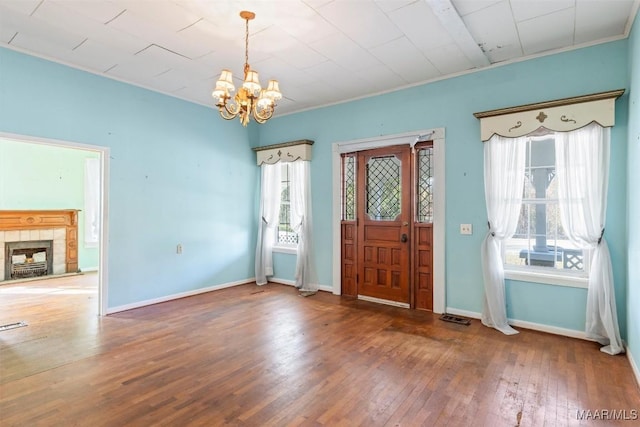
[0,210,80,274]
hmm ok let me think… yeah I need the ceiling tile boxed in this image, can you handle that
[310,32,382,72]
[369,36,441,83]
[280,9,340,44]
[51,0,125,23]
[575,0,635,44]
[106,9,210,59]
[460,0,523,63]
[518,7,575,55]
[451,0,503,16]
[387,0,455,52]
[510,0,574,23]
[0,0,42,15]
[316,0,404,49]
[67,38,130,72]
[375,0,417,13]
[112,0,201,32]
[424,43,476,74]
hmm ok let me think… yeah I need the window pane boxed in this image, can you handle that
[505,137,585,273]
[366,155,401,221]
[417,148,433,223]
[278,163,298,245]
[342,155,356,221]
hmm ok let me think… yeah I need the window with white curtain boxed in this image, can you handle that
[503,135,590,278]
[277,162,298,246]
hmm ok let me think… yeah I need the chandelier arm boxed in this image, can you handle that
[253,104,275,122]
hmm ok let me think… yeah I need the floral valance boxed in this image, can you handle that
[474,89,624,141]
[252,139,314,165]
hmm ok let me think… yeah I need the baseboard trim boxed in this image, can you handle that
[627,346,640,390]
[445,307,596,341]
[80,266,99,272]
[106,277,256,314]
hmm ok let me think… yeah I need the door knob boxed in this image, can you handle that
[401,234,408,243]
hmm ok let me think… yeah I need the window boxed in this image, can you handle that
[503,136,589,278]
[277,162,298,246]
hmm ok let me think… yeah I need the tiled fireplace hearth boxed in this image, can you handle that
[0,210,79,282]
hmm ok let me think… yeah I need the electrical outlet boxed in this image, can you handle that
[177,244,183,254]
[460,224,473,235]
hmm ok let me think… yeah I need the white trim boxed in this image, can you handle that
[0,131,110,316]
[445,307,597,341]
[505,269,589,289]
[106,278,254,314]
[81,266,99,272]
[627,346,640,390]
[272,245,297,255]
[331,128,446,313]
[269,277,333,293]
[358,295,410,309]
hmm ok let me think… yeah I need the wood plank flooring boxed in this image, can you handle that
[1,273,639,426]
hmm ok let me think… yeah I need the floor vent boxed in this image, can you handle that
[439,314,471,326]
[0,321,28,332]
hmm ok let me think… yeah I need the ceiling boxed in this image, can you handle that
[1,0,638,117]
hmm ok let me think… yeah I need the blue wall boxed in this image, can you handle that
[627,17,640,369]
[0,35,634,342]
[258,40,630,336]
[0,47,258,308]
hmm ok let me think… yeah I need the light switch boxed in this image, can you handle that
[460,224,472,235]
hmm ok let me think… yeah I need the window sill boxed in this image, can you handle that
[273,245,297,255]
[504,268,588,289]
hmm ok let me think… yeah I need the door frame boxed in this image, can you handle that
[331,128,446,313]
[1,131,110,316]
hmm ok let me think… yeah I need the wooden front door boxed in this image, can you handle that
[341,142,434,310]
[356,145,411,304]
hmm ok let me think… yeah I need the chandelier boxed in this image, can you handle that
[212,11,282,127]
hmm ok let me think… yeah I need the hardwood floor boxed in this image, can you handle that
[1,274,638,426]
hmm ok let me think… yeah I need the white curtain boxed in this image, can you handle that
[289,160,317,291]
[84,158,100,248]
[481,134,527,335]
[255,163,281,286]
[555,123,623,355]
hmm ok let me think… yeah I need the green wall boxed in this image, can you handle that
[0,138,99,270]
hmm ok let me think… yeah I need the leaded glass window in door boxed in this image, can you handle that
[366,155,401,221]
[417,147,433,223]
[342,155,356,221]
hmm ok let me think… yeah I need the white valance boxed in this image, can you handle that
[253,140,314,165]
[474,90,624,142]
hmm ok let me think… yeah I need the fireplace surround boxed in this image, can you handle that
[0,210,79,282]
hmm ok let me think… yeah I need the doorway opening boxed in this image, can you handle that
[331,129,446,313]
[0,132,109,316]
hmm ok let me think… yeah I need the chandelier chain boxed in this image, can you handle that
[244,16,250,74]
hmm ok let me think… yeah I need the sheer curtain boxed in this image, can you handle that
[255,163,281,286]
[84,158,100,248]
[289,160,317,292]
[481,134,527,335]
[555,123,623,355]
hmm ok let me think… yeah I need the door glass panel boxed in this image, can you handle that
[417,148,433,223]
[342,155,356,221]
[366,155,401,221]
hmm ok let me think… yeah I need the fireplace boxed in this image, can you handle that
[5,240,53,280]
[0,210,79,282]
